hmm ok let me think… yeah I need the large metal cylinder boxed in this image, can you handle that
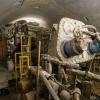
[88,42,100,53]
[63,40,83,57]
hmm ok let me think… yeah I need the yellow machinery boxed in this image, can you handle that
[15,32,31,82]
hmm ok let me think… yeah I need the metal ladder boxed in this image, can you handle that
[15,32,31,81]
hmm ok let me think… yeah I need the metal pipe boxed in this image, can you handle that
[41,54,80,69]
[82,25,97,32]
[36,41,41,100]
[30,67,60,100]
[40,71,60,100]
[48,62,52,74]
[66,69,100,82]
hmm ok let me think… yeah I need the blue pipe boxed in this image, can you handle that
[63,41,83,57]
[88,42,100,53]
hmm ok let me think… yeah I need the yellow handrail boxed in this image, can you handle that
[14,32,31,81]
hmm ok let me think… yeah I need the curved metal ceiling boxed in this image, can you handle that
[0,0,79,26]
[0,0,100,30]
